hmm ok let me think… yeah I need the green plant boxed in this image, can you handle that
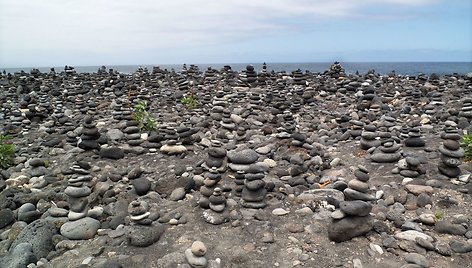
[133,101,157,131]
[461,134,472,162]
[181,93,200,109]
[0,135,16,169]
[434,210,444,221]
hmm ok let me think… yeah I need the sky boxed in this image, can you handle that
[0,0,471,67]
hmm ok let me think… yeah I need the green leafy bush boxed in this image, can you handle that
[0,135,16,169]
[462,134,472,162]
[133,101,157,131]
[181,94,200,109]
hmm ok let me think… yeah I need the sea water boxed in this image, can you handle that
[2,62,471,76]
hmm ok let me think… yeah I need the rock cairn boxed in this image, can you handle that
[241,164,267,209]
[78,115,100,150]
[329,166,374,242]
[370,139,402,163]
[438,121,464,178]
[60,163,100,240]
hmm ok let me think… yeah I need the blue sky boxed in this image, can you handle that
[0,0,471,67]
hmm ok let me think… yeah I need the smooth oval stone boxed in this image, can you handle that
[371,152,401,163]
[348,179,369,193]
[60,217,100,240]
[354,169,370,182]
[227,149,258,164]
[344,188,375,201]
[339,200,372,216]
[65,186,91,198]
[443,139,460,150]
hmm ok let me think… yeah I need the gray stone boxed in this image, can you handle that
[60,217,100,240]
[449,240,472,253]
[343,188,375,201]
[132,178,151,196]
[169,187,186,201]
[10,219,57,259]
[415,237,435,251]
[435,221,467,235]
[328,215,373,242]
[17,203,40,223]
[227,149,258,164]
[0,242,37,268]
[100,147,125,159]
[395,230,433,242]
[435,241,452,256]
[0,208,15,228]
[404,253,429,268]
[128,224,165,247]
[339,200,372,216]
[438,145,464,158]
[348,179,369,193]
[371,152,401,163]
[185,248,207,268]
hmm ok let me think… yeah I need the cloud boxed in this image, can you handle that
[0,0,449,66]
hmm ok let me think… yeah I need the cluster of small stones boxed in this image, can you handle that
[0,64,471,268]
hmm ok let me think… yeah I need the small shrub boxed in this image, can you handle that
[181,94,200,109]
[434,210,444,221]
[461,134,472,162]
[133,101,157,131]
[0,135,16,169]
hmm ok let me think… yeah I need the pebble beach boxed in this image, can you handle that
[0,63,472,268]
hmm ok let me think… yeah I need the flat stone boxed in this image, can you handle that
[339,200,372,216]
[371,152,401,163]
[395,230,433,243]
[343,188,375,201]
[348,179,369,193]
[404,184,433,195]
[227,149,258,164]
[272,208,289,216]
[404,253,429,268]
[435,221,467,235]
[60,217,100,240]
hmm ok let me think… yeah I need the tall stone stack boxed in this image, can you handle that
[360,124,380,150]
[241,164,267,209]
[202,140,227,172]
[328,166,374,242]
[245,65,258,85]
[77,115,100,150]
[60,163,100,240]
[438,121,464,178]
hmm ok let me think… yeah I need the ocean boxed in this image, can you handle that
[2,62,471,76]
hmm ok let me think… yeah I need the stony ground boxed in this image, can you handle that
[1,66,472,268]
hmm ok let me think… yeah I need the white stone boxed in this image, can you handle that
[272,208,289,216]
[394,230,433,242]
